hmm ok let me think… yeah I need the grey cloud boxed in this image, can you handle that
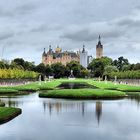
[0,0,139,64]
[0,31,15,41]
[15,3,39,16]
[116,18,140,27]
[0,9,14,17]
[61,24,125,42]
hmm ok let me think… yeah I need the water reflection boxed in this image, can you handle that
[95,101,102,125]
[42,100,102,125]
[127,94,140,108]
[0,93,140,140]
[58,82,97,89]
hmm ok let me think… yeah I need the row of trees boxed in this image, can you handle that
[0,59,89,79]
[0,56,139,79]
[0,59,35,71]
[87,56,140,79]
[0,69,38,79]
[35,61,89,78]
[109,70,140,79]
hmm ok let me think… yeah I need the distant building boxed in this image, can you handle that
[42,45,79,65]
[42,35,103,67]
[80,45,88,68]
[96,35,103,58]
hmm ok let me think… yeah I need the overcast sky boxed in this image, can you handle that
[0,0,140,64]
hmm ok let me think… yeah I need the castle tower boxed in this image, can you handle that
[42,48,46,64]
[96,35,103,58]
[80,45,88,68]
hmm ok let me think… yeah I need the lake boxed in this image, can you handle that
[0,92,140,140]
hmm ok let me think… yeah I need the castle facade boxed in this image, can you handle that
[42,36,103,67]
[42,46,79,66]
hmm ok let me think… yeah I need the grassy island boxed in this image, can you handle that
[0,107,22,124]
[39,89,126,99]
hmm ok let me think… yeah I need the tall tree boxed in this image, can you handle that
[51,63,66,78]
[113,56,129,71]
[66,61,85,77]
[88,57,113,77]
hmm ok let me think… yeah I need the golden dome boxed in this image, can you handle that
[55,46,61,53]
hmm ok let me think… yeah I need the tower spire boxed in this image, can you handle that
[97,35,102,45]
[49,45,51,50]
[42,48,46,56]
[82,44,85,53]
[96,35,103,58]
[99,35,101,41]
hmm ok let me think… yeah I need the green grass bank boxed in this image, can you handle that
[39,89,126,99]
[0,79,140,94]
[0,107,22,124]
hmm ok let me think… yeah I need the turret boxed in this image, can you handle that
[42,48,46,56]
[42,48,46,64]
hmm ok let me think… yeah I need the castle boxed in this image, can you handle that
[42,45,79,66]
[42,36,103,67]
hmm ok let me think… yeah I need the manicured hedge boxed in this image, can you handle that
[109,70,140,79]
[0,69,38,79]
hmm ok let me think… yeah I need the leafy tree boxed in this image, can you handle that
[45,65,53,76]
[80,69,90,78]
[133,63,140,70]
[51,63,65,78]
[113,56,129,71]
[35,63,46,74]
[0,61,6,69]
[11,58,35,70]
[122,65,131,71]
[104,66,119,78]
[66,61,85,77]
[88,57,113,77]
[11,58,25,68]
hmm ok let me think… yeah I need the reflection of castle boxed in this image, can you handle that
[43,101,103,125]
[42,36,103,68]
[95,101,102,125]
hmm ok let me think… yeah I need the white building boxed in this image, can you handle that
[80,45,88,68]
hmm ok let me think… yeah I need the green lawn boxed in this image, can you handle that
[0,78,140,95]
[0,80,62,92]
[0,107,22,124]
[89,81,140,92]
[39,89,126,99]
[0,88,19,94]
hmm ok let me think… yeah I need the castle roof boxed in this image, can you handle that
[52,51,78,59]
[42,46,78,59]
